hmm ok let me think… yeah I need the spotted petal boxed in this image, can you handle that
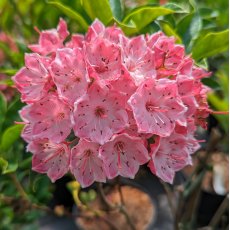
[70,139,106,188]
[28,139,70,182]
[99,133,150,179]
[73,83,128,145]
[50,48,89,105]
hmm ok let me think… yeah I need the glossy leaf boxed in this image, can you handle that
[0,69,18,76]
[0,157,8,174]
[159,20,182,43]
[176,13,202,50]
[123,6,174,32]
[109,17,137,35]
[2,162,18,174]
[0,92,7,131]
[0,157,18,174]
[3,98,24,131]
[109,0,124,21]
[164,2,190,13]
[192,30,229,60]
[81,0,113,24]
[0,124,24,151]
[48,1,89,31]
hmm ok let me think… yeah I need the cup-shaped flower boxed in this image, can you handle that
[73,83,128,145]
[70,139,106,188]
[99,133,150,179]
[28,138,70,182]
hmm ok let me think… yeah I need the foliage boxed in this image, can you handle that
[0,0,228,229]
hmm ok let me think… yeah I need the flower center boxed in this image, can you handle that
[57,112,65,120]
[145,102,155,112]
[145,102,168,113]
[74,77,81,83]
[84,149,93,157]
[94,63,108,74]
[95,106,106,118]
[114,141,125,153]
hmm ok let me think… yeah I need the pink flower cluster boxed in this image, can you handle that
[13,19,211,187]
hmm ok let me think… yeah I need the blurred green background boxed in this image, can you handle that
[0,0,228,229]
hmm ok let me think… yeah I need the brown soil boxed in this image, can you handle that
[76,185,155,230]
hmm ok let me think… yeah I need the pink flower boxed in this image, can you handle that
[85,19,124,44]
[66,34,84,49]
[176,75,199,117]
[99,133,150,179]
[194,88,211,129]
[128,79,187,136]
[85,38,122,83]
[50,48,89,105]
[28,18,69,55]
[20,94,72,143]
[28,138,70,182]
[70,139,106,188]
[109,68,137,108]
[148,134,192,183]
[147,33,185,78]
[120,35,156,85]
[73,83,128,145]
[124,111,152,139]
[13,53,52,103]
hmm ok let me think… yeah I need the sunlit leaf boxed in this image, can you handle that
[192,30,229,60]
[164,2,190,13]
[48,1,89,31]
[123,6,174,32]
[109,17,137,35]
[0,92,7,131]
[2,162,18,174]
[177,13,202,50]
[0,69,18,76]
[109,0,124,21]
[81,0,113,24]
[0,157,8,174]
[0,124,24,151]
[159,20,182,43]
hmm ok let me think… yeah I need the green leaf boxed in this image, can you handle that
[0,157,8,174]
[0,69,18,76]
[159,21,182,43]
[0,157,18,174]
[199,8,219,19]
[0,92,7,131]
[2,162,18,174]
[192,30,229,60]
[0,79,14,86]
[47,1,89,31]
[109,17,137,35]
[176,13,202,50]
[123,6,174,32]
[81,0,113,24]
[208,93,229,133]
[3,97,23,130]
[208,93,228,112]
[0,124,24,151]
[164,2,190,13]
[109,0,123,21]
[202,78,220,90]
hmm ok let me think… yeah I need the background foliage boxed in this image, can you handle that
[0,0,228,229]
